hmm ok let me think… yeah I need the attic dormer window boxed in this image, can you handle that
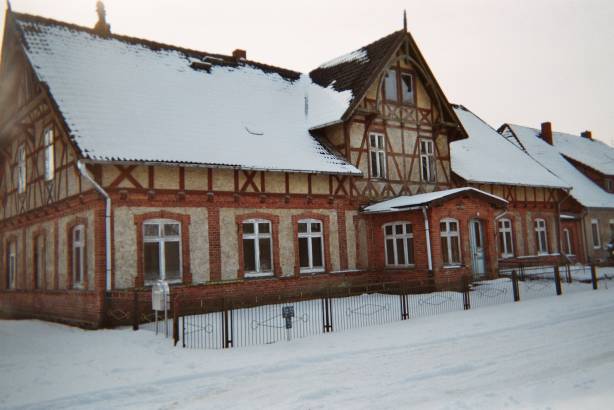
[383,68,414,105]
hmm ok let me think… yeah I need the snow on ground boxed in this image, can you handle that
[2,289,614,409]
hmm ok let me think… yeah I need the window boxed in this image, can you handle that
[605,179,613,193]
[384,222,414,267]
[498,218,514,258]
[534,219,548,255]
[591,219,601,249]
[17,144,26,194]
[369,133,386,179]
[401,73,414,104]
[440,218,461,265]
[34,235,45,289]
[298,219,324,273]
[72,225,85,287]
[383,69,398,102]
[563,228,574,256]
[143,220,182,283]
[6,241,16,289]
[242,219,273,277]
[419,139,435,182]
[43,127,55,181]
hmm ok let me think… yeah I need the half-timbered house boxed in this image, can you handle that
[0,4,594,327]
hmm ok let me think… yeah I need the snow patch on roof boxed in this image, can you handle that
[505,124,614,208]
[450,106,569,189]
[17,16,360,175]
[362,187,507,213]
[318,48,369,69]
[552,132,614,175]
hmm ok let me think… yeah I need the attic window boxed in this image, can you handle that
[384,70,398,102]
[383,69,414,105]
[401,73,414,104]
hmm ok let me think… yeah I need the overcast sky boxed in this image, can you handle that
[2,0,613,146]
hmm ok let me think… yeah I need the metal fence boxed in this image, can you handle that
[172,264,611,350]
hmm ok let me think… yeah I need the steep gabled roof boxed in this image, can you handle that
[450,106,569,189]
[551,132,614,176]
[309,30,463,135]
[501,124,614,209]
[7,11,361,175]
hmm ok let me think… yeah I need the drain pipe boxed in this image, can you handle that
[421,206,433,274]
[77,161,112,291]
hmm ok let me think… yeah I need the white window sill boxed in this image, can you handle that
[144,279,183,287]
[384,264,415,269]
[244,272,274,279]
[500,254,514,259]
[300,268,325,275]
[443,264,462,269]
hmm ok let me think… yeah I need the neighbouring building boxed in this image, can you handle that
[0,4,609,327]
[499,123,614,263]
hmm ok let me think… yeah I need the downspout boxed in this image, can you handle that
[77,161,111,291]
[421,206,433,274]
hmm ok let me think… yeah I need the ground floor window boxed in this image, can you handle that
[498,218,514,258]
[33,235,45,289]
[298,219,324,272]
[591,219,601,249]
[563,228,574,256]
[6,241,16,289]
[143,219,182,283]
[72,225,85,287]
[534,219,548,255]
[384,222,414,267]
[242,219,273,277]
[440,218,461,266]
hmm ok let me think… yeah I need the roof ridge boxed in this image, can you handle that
[12,11,303,80]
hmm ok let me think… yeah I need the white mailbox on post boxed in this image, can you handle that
[152,280,170,337]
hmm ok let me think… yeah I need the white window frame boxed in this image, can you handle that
[143,219,182,284]
[7,241,16,289]
[383,69,398,102]
[498,218,514,258]
[563,228,574,256]
[17,144,26,194]
[534,218,548,255]
[400,72,414,104]
[419,139,435,183]
[72,225,85,287]
[298,219,325,273]
[369,133,386,179]
[591,219,601,249]
[440,218,461,266]
[242,219,273,278]
[44,127,55,181]
[383,222,414,267]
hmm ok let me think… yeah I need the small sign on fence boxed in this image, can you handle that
[282,305,295,340]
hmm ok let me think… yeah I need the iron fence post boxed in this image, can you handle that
[400,293,409,320]
[463,277,471,310]
[554,266,562,296]
[182,316,186,348]
[566,264,572,283]
[591,264,598,290]
[511,270,520,302]
[172,295,179,346]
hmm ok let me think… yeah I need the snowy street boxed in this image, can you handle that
[2,290,614,409]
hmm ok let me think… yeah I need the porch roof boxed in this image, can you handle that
[362,187,507,213]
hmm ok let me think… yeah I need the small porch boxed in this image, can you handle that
[362,187,508,287]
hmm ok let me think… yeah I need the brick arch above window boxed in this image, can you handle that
[291,212,332,275]
[133,210,191,287]
[235,212,281,279]
[66,216,88,290]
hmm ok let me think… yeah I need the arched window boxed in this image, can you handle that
[72,225,85,287]
[6,240,16,289]
[17,144,26,194]
[298,219,324,273]
[563,228,574,256]
[43,127,55,181]
[534,218,548,255]
[242,219,273,277]
[498,218,514,258]
[591,219,601,249]
[33,234,46,289]
[440,218,461,266]
[143,219,182,283]
[383,222,414,267]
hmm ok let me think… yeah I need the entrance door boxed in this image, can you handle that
[469,219,486,278]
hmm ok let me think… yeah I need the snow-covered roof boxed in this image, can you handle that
[318,49,369,69]
[362,187,507,213]
[503,124,614,208]
[450,106,569,189]
[15,13,360,175]
[552,132,614,176]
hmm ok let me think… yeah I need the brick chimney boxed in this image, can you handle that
[232,49,246,60]
[540,122,553,145]
[581,130,592,140]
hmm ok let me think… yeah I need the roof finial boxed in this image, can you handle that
[94,1,111,37]
[403,9,407,32]
[6,0,11,11]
